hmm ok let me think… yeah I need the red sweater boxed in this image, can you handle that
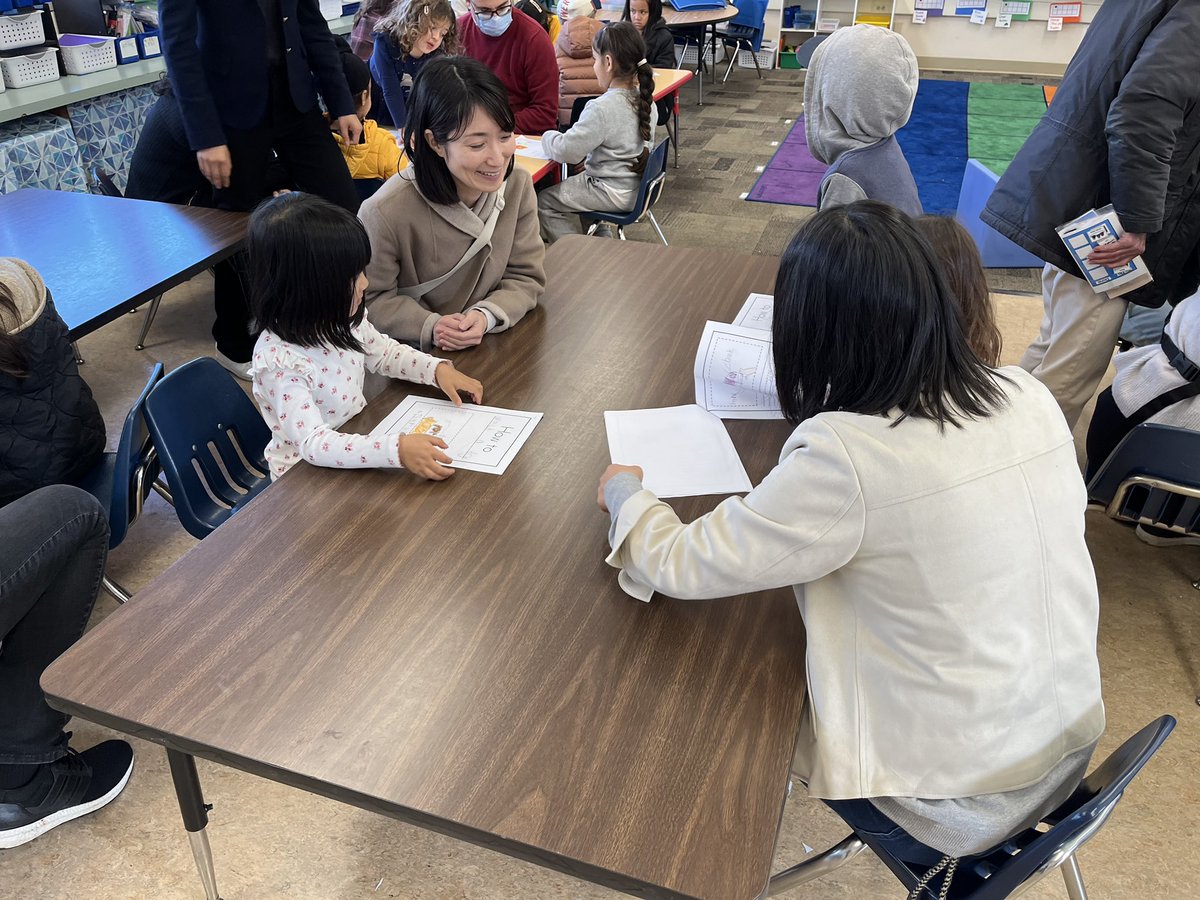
[458,9,560,135]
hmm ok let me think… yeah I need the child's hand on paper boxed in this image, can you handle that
[434,311,488,351]
[1087,232,1146,268]
[434,361,483,406]
[597,464,645,512]
[399,434,455,480]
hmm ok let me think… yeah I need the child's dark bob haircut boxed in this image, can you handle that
[773,200,1008,428]
[247,192,372,353]
[403,56,516,206]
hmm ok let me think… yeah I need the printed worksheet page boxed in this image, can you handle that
[369,397,542,475]
[694,321,784,419]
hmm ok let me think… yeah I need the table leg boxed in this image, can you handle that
[671,92,680,168]
[166,749,223,900]
[72,341,84,365]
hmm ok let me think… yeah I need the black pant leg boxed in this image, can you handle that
[1085,387,1135,482]
[271,104,361,215]
[0,486,108,764]
[207,101,275,360]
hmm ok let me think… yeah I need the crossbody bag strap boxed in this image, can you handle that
[1127,380,1200,428]
[405,183,506,300]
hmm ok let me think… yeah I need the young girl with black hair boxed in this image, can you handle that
[371,0,459,128]
[622,0,674,70]
[248,192,483,481]
[359,55,545,352]
[623,0,674,127]
[538,21,655,243]
[596,202,1105,894]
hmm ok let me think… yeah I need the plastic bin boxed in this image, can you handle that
[59,34,118,75]
[113,35,139,64]
[1,46,60,88]
[675,40,725,68]
[0,11,44,51]
[738,39,776,70]
[136,30,161,59]
[319,0,341,19]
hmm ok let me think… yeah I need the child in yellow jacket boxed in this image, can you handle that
[334,46,405,182]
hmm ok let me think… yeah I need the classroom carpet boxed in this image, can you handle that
[745,80,1053,215]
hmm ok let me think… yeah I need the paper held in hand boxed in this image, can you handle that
[694,320,783,419]
[605,405,752,499]
[369,396,542,475]
[1056,205,1154,297]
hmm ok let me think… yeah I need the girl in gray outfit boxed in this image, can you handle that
[537,22,656,242]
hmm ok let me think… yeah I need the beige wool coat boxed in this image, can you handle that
[359,166,546,351]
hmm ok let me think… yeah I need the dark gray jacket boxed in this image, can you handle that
[982,0,1200,309]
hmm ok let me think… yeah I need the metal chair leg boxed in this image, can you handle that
[617,227,627,241]
[722,43,739,83]
[751,44,763,80]
[648,212,668,246]
[101,574,132,604]
[1061,853,1088,900]
[152,477,174,505]
[135,293,163,351]
[72,341,84,365]
[767,835,866,895]
[167,750,223,900]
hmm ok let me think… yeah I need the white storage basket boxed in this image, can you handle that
[319,0,341,19]
[59,34,118,75]
[674,41,725,68]
[738,40,776,70]
[1,47,60,89]
[0,12,46,52]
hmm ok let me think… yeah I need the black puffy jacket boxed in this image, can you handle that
[0,291,106,507]
[982,0,1200,309]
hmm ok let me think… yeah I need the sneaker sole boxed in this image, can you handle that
[0,756,134,850]
[1135,526,1200,548]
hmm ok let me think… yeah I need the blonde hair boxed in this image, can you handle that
[376,0,459,57]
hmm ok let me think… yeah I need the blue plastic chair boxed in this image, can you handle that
[1086,423,1200,531]
[585,139,670,245]
[143,357,272,540]
[767,716,1176,899]
[77,363,166,603]
[718,0,768,82]
[954,160,1044,268]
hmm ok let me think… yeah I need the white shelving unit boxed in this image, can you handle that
[768,0,897,68]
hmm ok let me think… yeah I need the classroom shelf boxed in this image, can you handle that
[771,1,897,68]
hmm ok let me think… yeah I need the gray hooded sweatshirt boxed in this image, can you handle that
[803,25,922,216]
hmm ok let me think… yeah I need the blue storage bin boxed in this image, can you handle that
[114,34,139,64]
[135,29,161,59]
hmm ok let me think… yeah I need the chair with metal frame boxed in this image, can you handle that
[76,363,170,603]
[767,716,1176,899]
[1085,422,1200,704]
[143,357,272,540]
[717,0,768,82]
[583,139,670,245]
[87,167,166,352]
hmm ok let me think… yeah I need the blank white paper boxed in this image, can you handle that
[604,405,753,499]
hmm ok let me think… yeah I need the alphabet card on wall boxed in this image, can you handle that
[370,397,543,475]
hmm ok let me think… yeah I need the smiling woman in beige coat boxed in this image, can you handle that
[359,56,546,353]
[598,202,1105,893]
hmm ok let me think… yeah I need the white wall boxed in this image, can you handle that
[892,1,1098,74]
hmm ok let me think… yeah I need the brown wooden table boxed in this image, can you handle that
[42,237,806,900]
[0,189,246,339]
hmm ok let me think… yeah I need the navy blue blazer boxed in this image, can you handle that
[160,0,355,152]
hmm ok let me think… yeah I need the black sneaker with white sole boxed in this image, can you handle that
[0,740,134,849]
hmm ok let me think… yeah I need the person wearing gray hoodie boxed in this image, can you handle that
[803,25,922,217]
